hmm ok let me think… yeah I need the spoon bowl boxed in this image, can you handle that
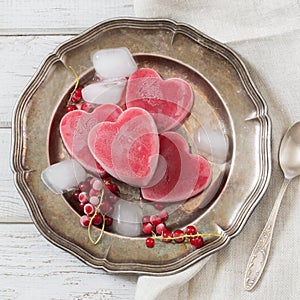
[280,121,300,179]
[244,121,300,290]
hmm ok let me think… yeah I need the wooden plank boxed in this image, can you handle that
[0,35,73,127]
[0,128,31,222]
[0,0,134,35]
[0,223,137,299]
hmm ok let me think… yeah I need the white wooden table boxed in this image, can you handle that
[0,1,138,299]
[2,1,300,299]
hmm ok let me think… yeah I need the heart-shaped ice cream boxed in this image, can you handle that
[60,104,122,175]
[126,68,194,133]
[88,107,159,187]
[141,132,211,202]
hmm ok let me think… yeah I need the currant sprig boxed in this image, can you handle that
[151,231,221,241]
[156,230,219,246]
[143,211,221,249]
[66,66,94,113]
[146,229,220,249]
[87,188,106,245]
[72,176,119,245]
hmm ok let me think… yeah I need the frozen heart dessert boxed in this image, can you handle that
[60,104,122,175]
[126,68,194,133]
[141,132,211,202]
[88,107,159,187]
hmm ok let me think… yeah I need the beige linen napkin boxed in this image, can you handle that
[134,1,300,299]
[135,257,210,300]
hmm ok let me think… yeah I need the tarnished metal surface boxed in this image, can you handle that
[11,18,271,275]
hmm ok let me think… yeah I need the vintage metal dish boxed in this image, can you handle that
[11,18,271,275]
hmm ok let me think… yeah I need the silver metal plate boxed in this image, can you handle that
[11,18,271,275]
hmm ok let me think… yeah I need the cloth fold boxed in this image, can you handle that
[133,1,300,299]
[135,257,210,300]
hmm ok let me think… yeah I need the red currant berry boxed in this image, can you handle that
[100,200,113,214]
[162,230,172,243]
[96,162,107,177]
[89,177,98,187]
[79,181,90,192]
[92,213,103,225]
[145,237,155,248]
[80,215,90,227]
[155,223,166,235]
[106,183,118,194]
[72,87,83,103]
[150,214,162,226]
[159,210,168,222]
[154,203,164,211]
[78,192,89,203]
[89,196,100,206]
[142,222,154,235]
[173,229,185,243]
[72,94,81,103]
[104,216,113,226]
[78,202,85,211]
[66,105,77,113]
[108,194,119,204]
[142,215,151,224]
[190,236,204,248]
[80,101,94,112]
[100,170,110,180]
[92,179,103,191]
[75,86,83,96]
[89,188,98,197]
[73,189,81,201]
[102,177,111,185]
[84,203,95,215]
[185,225,197,236]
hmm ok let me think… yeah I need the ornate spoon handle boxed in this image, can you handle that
[244,178,290,291]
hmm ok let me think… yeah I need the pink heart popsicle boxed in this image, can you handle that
[141,132,211,202]
[126,68,194,133]
[88,107,159,187]
[59,104,122,175]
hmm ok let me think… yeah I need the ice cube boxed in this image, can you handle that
[82,78,126,105]
[92,47,137,79]
[41,159,86,194]
[111,199,142,237]
[194,126,229,164]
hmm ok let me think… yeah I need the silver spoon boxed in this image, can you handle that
[244,121,300,291]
